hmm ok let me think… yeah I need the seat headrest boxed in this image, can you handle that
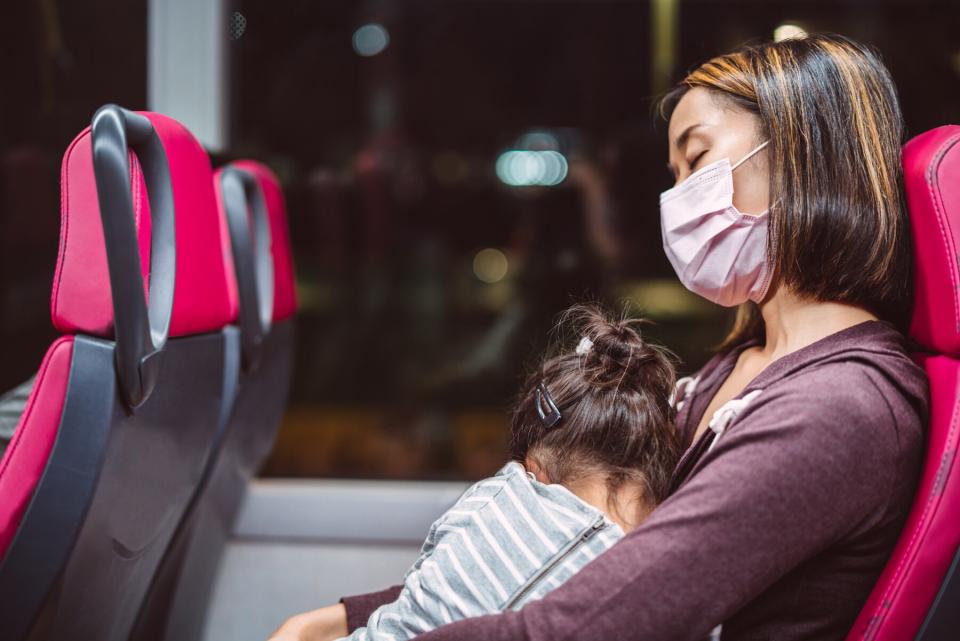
[228,160,297,322]
[52,111,234,338]
[212,169,241,325]
[905,125,960,356]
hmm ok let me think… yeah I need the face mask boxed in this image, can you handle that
[659,139,773,307]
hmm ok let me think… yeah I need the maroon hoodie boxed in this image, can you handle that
[340,319,928,641]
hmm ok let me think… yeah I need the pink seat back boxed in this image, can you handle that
[53,112,233,338]
[228,159,297,322]
[847,125,960,640]
[0,337,74,558]
[0,110,233,561]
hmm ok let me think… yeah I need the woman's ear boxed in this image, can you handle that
[524,455,551,484]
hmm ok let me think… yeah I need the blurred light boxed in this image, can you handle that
[951,51,960,77]
[774,23,808,42]
[473,248,509,283]
[495,150,568,187]
[616,279,717,319]
[651,0,680,96]
[516,131,560,151]
[353,23,390,57]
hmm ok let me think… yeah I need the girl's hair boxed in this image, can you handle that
[654,33,912,351]
[509,303,682,507]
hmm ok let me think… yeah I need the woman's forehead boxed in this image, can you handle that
[668,90,720,148]
[668,89,754,149]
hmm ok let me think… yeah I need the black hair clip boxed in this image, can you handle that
[535,381,562,428]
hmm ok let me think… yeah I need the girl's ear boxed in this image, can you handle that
[524,455,551,484]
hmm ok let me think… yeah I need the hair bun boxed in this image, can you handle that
[562,303,677,396]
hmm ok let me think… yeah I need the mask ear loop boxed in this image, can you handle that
[731,139,771,171]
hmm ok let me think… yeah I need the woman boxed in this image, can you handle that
[271,33,928,641]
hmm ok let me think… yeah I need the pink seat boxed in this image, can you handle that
[846,125,960,640]
[230,159,298,323]
[132,159,297,641]
[0,106,236,641]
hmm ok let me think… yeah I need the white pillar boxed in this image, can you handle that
[148,0,229,152]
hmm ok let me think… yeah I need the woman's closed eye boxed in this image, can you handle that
[689,150,708,170]
[668,150,709,183]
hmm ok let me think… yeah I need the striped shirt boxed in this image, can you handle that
[0,376,34,460]
[338,460,625,641]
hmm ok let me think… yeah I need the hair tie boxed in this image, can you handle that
[575,335,594,355]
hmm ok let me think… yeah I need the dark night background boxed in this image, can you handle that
[1,0,957,480]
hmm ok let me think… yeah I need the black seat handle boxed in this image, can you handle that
[90,104,176,410]
[219,165,274,372]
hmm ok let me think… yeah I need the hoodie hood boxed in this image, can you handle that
[679,319,930,446]
[742,319,928,420]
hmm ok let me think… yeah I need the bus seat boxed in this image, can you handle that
[847,125,960,641]
[132,160,296,641]
[0,105,237,641]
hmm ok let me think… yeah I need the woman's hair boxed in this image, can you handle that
[509,303,683,508]
[654,33,912,351]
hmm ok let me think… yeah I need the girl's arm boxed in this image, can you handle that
[337,473,496,632]
[267,603,349,641]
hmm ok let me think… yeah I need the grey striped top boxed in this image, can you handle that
[339,460,626,641]
[0,376,34,460]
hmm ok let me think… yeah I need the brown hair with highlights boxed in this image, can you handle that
[655,33,912,350]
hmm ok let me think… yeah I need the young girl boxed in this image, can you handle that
[324,303,683,641]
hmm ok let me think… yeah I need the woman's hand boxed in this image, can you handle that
[268,603,349,641]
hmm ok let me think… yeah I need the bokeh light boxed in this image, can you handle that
[353,23,390,57]
[515,130,560,152]
[472,248,509,283]
[495,150,568,187]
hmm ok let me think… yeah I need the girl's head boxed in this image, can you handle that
[509,303,683,524]
[656,33,911,349]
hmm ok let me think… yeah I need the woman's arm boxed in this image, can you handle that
[404,365,917,640]
[339,585,404,633]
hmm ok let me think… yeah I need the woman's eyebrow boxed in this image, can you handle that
[674,123,705,151]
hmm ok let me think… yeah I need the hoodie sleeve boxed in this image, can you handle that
[404,361,922,641]
[341,585,405,634]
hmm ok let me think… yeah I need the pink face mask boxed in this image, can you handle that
[659,139,773,307]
